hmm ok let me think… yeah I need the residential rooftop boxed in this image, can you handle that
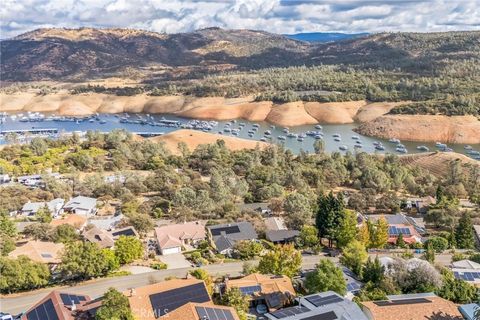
[9,240,64,264]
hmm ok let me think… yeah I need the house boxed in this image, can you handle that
[452,259,480,270]
[264,217,287,231]
[239,202,271,215]
[9,240,64,265]
[17,173,61,188]
[125,278,211,320]
[452,268,480,286]
[155,221,206,255]
[50,214,88,230]
[386,224,422,245]
[207,221,258,255]
[20,198,65,218]
[266,230,300,244]
[459,303,478,320]
[225,273,295,311]
[63,196,97,216]
[162,302,240,320]
[265,291,368,320]
[404,196,436,214]
[368,213,426,234]
[82,226,115,249]
[110,226,139,240]
[343,267,364,296]
[20,290,93,320]
[360,293,463,320]
[88,214,123,231]
[0,174,11,184]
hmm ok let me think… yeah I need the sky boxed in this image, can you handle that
[1,0,479,39]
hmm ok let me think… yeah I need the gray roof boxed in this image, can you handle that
[265,291,368,320]
[64,196,97,211]
[21,198,64,215]
[266,230,300,242]
[88,214,124,230]
[207,221,258,251]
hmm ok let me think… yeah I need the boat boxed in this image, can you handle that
[417,145,429,152]
[287,133,297,138]
[351,136,360,140]
[339,145,348,151]
[99,120,107,124]
[396,147,408,153]
[332,133,341,138]
[297,137,304,142]
[334,137,341,142]
[264,130,272,135]
[283,128,289,133]
[314,135,323,140]
[252,123,260,128]
[375,144,385,151]
[278,136,286,141]
[389,138,400,144]
[396,143,406,149]
[355,140,362,145]
[467,150,480,155]
[223,128,231,133]
[314,124,323,130]
[464,145,473,150]
[354,144,362,148]
[260,137,267,142]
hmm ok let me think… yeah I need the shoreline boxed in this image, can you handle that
[1,93,480,144]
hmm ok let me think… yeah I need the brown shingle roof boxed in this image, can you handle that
[155,221,206,250]
[361,295,463,320]
[82,226,115,248]
[9,240,64,264]
[125,278,211,320]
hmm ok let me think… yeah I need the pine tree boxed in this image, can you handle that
[396,233,406,248]
[455,212,475,249]
[316,192,343,247]
[371,217,389,249]
[424,242,435,263]
[362,256,385,284]
[357,222,371,248]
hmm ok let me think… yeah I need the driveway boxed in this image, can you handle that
[159,253,192,269]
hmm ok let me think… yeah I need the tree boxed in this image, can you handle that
[305,259,346,295]
[242,262,257,275]
[115,236,143,264]
[0,237,15,256]
[335,209,358,248]
[52,224,79,243]
[0,214,16,238]
[396,233,406,248]
[340,240,368,277]
[298,225,319,249]
[128,214,154,234]
[221,288,249,320]
[424,242,435,263]
[362,256,385,285]
[0,256,50,294]
[190,269,213,295]
[370,217,388,249]
[389,258,441,293]
[258,244,302,278]
[22,223,54,241]
[357,222,370,248]
[96,287,134,320]
[59,242,113,280]
[234,240,263,260]
[283,193,313,230]
[437,270,476,304]
[316,192,344,247]
[456,212,475,249]
[36,205,52,223]
[425,237,449,253]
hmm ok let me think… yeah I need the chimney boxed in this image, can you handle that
[70,300,77,311]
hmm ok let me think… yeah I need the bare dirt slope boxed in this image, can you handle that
[304,100,367,123]
[150,129,268,154]
[266,101,318,127]
[355,114,480,144]
[399,152,479,176]
[354,102,408,123]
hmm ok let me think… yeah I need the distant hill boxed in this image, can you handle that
[1,27,479,81]
[284,32,368,42]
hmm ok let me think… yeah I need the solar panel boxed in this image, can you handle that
[374,298,432,306]
[305,295,343,307]
[270,306,310,319]
[41,253,53,258]
[211,226,240,236]
[195,306,235,320]
[112,228,135,237]
[346,282,362,292]
[60,293,87,306]
[302,311,337,320]
[150,282,210,317]
[27,299,59,320]
[239,285,261,295]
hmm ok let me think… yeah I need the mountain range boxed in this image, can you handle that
[1,27,479,82]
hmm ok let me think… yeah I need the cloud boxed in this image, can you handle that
[1,0,479,39]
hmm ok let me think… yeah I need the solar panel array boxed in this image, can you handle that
[195,306,236,320]
[41,253,53,258]
[388,226,411,235]
[305,295,343,307]
[270,306,310,319]
[302,311,337,320]
[112,228,136,237]
[346,282,362,292]
[26,299,59,320]
[238,285,261,295]
[454,271,480,282]
[210,226,240,236]
[59,293,87,306]
[373,298,432,306]
[149,282,210,317]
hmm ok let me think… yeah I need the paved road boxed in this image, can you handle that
[0,255,327,315]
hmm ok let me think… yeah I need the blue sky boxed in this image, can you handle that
[1,0,479,38]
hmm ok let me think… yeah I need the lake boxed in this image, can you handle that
[1,112,479,160]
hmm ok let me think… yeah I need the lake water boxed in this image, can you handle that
[1,112,479,160]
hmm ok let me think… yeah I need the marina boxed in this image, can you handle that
[0,112,479,160]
